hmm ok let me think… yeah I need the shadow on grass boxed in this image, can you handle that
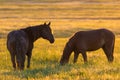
[1,57,73,79]
[2,56,92,79]
[97,67,120,75]
[2,57,88,79]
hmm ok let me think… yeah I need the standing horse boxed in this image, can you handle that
[7,22,55,70]
[60,29,115,65]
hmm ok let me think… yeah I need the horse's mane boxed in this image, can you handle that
[21,25,43,42]
[21,27,34,42]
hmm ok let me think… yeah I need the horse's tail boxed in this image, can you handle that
[15,38,21,52]
[109,32,115,62]
[16,37,27,70]
[15,36,26,64]
[112,34,115,55]
[15,37,22,57]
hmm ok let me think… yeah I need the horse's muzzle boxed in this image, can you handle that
[50,38,55,43]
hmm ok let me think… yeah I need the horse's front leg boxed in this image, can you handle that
[27,51,32,68]
[73,50,79,63]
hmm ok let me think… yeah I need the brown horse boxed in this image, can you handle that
[7,22,55,70]
[60,29,115,65]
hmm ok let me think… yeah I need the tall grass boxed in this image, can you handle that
[0,38,120,80]
[0,0,120,80]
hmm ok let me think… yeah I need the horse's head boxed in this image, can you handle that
[41,22,55,43]
[60,43,72,65]
[60,56,69,65]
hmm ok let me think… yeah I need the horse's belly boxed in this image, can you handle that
[86,41,104,51]
[87,47,101,51]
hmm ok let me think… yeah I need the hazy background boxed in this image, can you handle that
[0,0,120,38]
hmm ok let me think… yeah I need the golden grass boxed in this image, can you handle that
[0,1,120,80]
[0,38,120,80]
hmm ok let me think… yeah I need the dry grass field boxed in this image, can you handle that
[0,0,120,80]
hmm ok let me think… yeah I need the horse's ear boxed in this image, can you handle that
[48,22,51,26]
[44,22,47,25]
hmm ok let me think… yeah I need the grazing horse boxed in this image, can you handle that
[7,22,55,70]
[60,29,115,65]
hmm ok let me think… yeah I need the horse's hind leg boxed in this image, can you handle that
[73,50,79,63]
[81,51,87,63]
[10,53,16,70]
[21,54,26,70]
[102,43,114,62]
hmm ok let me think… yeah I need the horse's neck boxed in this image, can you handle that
[32,27,42,42]
[21,27,42,42]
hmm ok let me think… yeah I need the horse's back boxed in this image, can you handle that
[7,30,27,43]
[75,28,115,40]
[71,29,115,51]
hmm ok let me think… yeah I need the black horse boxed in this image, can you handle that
[60,29,115,65]
[7,22,55,70]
